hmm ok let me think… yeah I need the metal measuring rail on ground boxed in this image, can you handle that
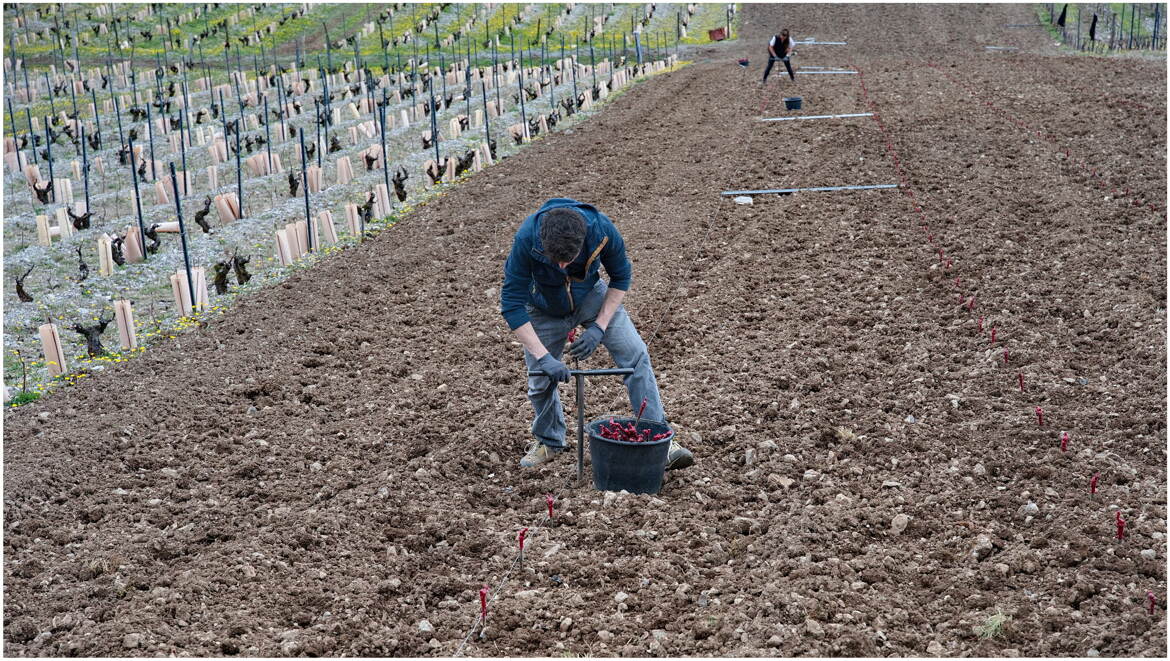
[722,184,899,196]
[759,112,874,122]
[528,367,635,483]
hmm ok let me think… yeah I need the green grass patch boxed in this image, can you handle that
[6,390,41,407]
[974,610,1012,640]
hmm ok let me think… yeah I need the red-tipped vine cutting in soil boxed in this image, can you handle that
[855,58,1158,617]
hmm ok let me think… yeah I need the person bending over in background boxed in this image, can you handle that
[762,28,796,84]
[500,198,694,470]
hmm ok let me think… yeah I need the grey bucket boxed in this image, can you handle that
[587,418,673,495]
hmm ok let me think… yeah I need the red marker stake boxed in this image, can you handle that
[1060,431,1069,452]
[1148,591,1157,615]
[1090,472,1100,495]
[518,527,528,563]
[1035,406,1044,426]
[1003,348,1010,364]
[1018,373,1025,392]
[990,326,997,344]
[1116,511,1126,540]
[545,493,555,519]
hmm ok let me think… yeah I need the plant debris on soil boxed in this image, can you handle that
[3,3,1166,658]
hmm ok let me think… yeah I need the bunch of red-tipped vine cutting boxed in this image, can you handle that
[598,419,672,443]
[597,398,672,443]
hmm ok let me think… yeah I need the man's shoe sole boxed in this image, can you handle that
[520,446,567,468]
[666,452,694,471]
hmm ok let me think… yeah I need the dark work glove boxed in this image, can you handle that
[536,353,571,383]
[567,323,604,361]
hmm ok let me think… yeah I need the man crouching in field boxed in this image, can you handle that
[500,197,694,470]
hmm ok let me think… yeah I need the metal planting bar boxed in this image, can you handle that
[528,367,635,482]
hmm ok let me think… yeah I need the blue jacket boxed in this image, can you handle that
[501,198,632,330]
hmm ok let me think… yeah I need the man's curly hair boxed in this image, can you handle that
[539,208,586,263]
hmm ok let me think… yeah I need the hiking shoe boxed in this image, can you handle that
[520,443,565,468]
[666,440,694,471]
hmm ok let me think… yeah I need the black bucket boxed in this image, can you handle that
[587,418,673,494]
[784,96,803,110]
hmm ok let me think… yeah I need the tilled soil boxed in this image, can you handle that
[3,4,1166,657]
